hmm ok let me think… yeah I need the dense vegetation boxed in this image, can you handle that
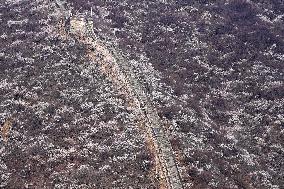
[67,0,283,188]
[1,0,283,188]
[0,0,156,188]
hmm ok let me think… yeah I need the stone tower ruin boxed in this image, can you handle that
[69,9,94,36]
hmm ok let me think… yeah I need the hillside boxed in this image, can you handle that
[1,0,283,188]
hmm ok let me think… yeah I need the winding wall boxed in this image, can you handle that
[54,1,183,188]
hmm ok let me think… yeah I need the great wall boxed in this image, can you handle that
[55,1,183,188]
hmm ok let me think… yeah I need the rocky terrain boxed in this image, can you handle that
[1,0,284,189]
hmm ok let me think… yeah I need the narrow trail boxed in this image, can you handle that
[54,1,183,188]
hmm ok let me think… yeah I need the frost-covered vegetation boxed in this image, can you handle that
[67,0,283,188]
[0,0,157,188]
[1,0,283,188]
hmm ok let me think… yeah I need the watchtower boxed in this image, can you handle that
[69,8,94,36]
[70,14,87,36]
